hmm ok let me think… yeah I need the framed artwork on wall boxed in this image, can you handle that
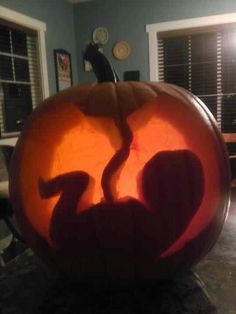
[54,49,73,91]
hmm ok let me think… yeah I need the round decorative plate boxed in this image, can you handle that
[92,27,109,45]
[113,41,131,60]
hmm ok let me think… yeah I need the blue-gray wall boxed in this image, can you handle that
[0,0,78,95]
[74,0,236,84]
[2,0,236,89]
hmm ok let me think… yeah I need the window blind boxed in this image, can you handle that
[157,27,236,133]
[0,22,42,137]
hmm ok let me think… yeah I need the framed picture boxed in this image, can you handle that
[54,49,73,91]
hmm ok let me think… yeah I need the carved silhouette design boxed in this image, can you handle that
[38,146,204,264]
[32,44,210,275]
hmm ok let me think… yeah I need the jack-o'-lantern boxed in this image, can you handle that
[9,44,230,284]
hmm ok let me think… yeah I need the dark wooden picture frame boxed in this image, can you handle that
[54,49,73,91]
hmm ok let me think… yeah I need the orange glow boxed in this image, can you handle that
[17,93,224,256]
[9,81,231,283]
[116,102,187,200]
[52,115,121,207]
[19,101,121,237]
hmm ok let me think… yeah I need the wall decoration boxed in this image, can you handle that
[113,41,131,60]
[92,27,109,45]
[54,49,73,91]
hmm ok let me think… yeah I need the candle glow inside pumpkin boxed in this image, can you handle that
[9,82,230,281]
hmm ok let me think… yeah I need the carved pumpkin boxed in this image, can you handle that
[9,45,230,283]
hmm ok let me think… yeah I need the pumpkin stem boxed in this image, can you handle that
[84,43,132,203]
[83,43,119,83]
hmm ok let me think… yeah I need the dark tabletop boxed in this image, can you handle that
[0,200,236,314]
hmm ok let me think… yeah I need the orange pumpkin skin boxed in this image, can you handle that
[9,81,230,283]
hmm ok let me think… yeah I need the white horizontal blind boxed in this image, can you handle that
[0,22,42,138]
[27,34,42,110]
[157,26,236,133]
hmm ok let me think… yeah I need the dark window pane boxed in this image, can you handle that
[191,62,217,95]
[222,29,236,60]
[164,65,189,89]
[222,61,236,94]
[14,58,30,81]
[191,33,217,63]
[0,25,11,53]
[222,95,236,133]
[226,142,236,155]
[0,55,13,80]
[222,29,236,94]
[11,29,27,56]
[163,36,188,65]
[198,96,217,119]
[2,83,32,132]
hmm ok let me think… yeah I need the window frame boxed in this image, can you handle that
[0,5,49,145]
[146,12,236,142]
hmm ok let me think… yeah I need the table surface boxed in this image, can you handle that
[0,196,236,314]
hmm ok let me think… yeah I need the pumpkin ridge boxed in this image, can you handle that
[139,81,161,97]
[76,83,97,112]
[127,82,142,112]
[127,82,158,111]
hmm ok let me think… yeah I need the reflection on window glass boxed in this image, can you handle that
[191,33,217,62]
[159,28,236,133]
